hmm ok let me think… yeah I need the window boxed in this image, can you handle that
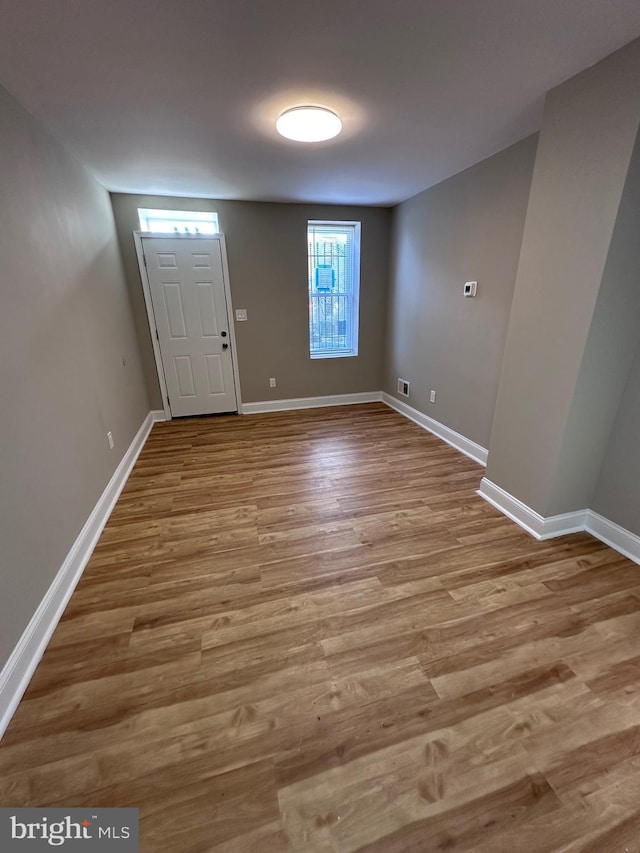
[308,221,360,358]
[138,208,219,235]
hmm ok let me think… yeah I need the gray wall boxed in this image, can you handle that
[383,136,538,449]
[0,84,149,670]
[110,195,391,407]
[486,39,640,515]
[592,341,640,536]
[547,125,640,516]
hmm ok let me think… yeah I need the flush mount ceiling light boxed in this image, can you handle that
[276,106,342,142]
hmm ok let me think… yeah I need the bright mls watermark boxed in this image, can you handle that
[0,809,138,850]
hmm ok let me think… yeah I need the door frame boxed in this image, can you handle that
[134,231,242,420]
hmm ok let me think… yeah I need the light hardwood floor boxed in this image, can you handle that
[2,403,640,851]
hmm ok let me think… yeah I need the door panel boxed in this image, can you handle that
[192,253,211,268]
[205,354,225,394]
[175,355,197,397]
[196,283,219,337]
[162,283,187,339]
[143,237,238,416]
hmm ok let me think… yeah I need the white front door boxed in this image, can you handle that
[142,237,238,417]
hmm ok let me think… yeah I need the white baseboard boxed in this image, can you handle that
[478,478,640,565]
[241,391,382,415]
[477,477,587,539]
[537,510,590,540]
[586,510,640,565]
[0,409,162,742]
[382,393,488,466]
[477,477,546,538]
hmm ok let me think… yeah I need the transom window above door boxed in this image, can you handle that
[138,208,219,235]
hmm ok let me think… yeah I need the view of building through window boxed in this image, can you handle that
[308,221,361,358]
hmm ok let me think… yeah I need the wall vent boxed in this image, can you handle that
[397,378,410,397]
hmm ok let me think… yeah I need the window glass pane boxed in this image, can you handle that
[308,222,359,358]
[138,208,219,234]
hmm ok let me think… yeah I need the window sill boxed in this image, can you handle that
[310,351,358,360]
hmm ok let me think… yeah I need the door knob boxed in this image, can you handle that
[221,331,227,337]
[222,343,229,350]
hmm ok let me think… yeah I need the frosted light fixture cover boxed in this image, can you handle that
[276,107,342,142]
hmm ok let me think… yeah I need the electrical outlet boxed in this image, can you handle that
[430,390,436,403]
[398,378,410,397]
[269,377,276,388]
[107,431,114,450]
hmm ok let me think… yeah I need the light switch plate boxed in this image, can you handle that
[464,281,478,297]
[235,308,248,321]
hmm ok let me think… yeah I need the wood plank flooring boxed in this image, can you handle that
[2,403,640,851]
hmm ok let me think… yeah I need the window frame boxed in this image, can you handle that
[307,219,361,360]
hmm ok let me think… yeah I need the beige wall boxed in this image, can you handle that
[0,85,149,670]
[592,341,640,536]
[110,195,391,407]
[486,40,640,515]
[383,136,537,449]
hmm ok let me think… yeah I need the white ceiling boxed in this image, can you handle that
[1,1,640,206]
